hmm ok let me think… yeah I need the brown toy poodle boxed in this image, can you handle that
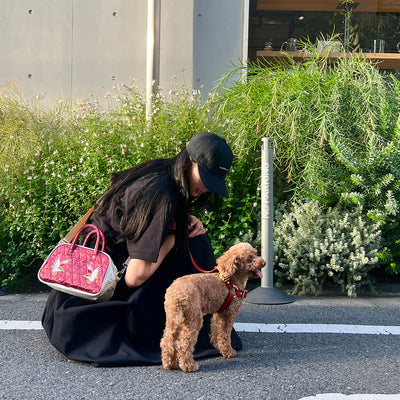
[160,242,265,372]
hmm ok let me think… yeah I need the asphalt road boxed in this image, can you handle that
[1,289,400,400]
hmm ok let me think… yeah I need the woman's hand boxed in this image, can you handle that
[188,215,205,238]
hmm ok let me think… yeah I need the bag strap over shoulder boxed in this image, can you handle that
[60,206,95,244]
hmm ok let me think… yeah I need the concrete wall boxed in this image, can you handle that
[0,0,146,103]
[193,0,248,95]
[159,0,194,91]
[0,0,247,104]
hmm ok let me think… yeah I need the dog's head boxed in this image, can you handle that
[216,242,265,280]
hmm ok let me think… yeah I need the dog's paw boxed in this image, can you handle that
[162,360,178,370]
[221,348,236,358]
[180,360,199,372]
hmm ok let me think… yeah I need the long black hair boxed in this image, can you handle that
[94,148,217,252]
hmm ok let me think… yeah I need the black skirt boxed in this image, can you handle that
[41,235,242,367]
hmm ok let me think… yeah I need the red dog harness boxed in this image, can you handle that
[217,276,248,313]
[188,248,247,313]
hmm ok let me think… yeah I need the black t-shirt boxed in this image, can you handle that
[88,175,180,267]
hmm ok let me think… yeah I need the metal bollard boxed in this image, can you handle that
[246,137,294,305]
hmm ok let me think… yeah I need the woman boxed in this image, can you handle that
[42,131,242,367]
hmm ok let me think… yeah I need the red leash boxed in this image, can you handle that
[188,248,218,273]
[168,227,217,273]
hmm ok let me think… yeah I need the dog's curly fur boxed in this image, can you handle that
[160,242,265,372]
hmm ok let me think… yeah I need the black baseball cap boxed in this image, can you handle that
[186,132,233,196]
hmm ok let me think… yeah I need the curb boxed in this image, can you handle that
[246,280,400,298]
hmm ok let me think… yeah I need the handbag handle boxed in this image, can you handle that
[81,229,105,248]
[69,224,106,257]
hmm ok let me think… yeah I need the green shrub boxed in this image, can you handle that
[332,121,400,273]
[211,44,400,274]
[201,189,261,256]
[0,84,213,289]
[0,83,263,290]
[273,200,382,297]
[2,46,400,293]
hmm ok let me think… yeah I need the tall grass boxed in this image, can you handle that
[213,46,395,200]
[211,43,400,274]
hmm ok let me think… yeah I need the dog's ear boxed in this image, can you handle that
[216,249,239,278]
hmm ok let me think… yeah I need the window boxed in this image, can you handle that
[248,0,400,62]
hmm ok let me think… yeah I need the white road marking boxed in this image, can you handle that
[0,320,43,330]
[299,395,400,400]
[2,320,400,335]
[234,322,400,335]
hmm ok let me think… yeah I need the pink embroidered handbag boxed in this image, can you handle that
[38,224,125,302]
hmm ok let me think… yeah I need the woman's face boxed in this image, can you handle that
[188,162,208,197]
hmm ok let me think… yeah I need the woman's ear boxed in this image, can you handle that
[216,249,238,278]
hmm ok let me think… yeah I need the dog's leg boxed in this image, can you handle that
[176,315,203,372]
[210,313,237,358]
[161,297,184,371]
[160,317,180,370]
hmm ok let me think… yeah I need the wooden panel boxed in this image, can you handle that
[256,0,378,12]
[377,0,400,12]
[256,50,400,70]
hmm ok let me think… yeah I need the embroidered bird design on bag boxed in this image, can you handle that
[51,257,71,275]
[84,265,101,284]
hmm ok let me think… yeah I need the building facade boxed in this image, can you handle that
[0,0,248,104]
[1,0,399,105]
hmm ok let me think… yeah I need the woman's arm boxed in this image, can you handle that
[124,215,203,288]
[124,233,175,288]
